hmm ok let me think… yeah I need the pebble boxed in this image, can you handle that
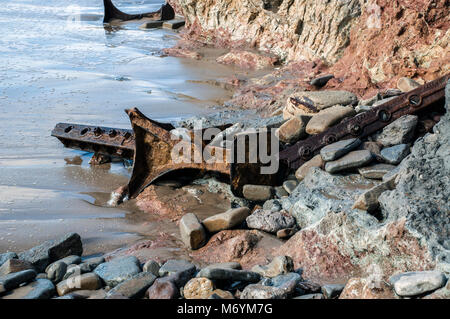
[276,116,309,144]
[320,138,362,162]
[0,269,36,293]
[397,77,421,92]
[196,268,261,283]
[143,260,160,277]
[18,232,82,273]
[295,154,324,181]
[202,207,250,233]
[93,256,141,288]
[358,163,396,180]
[242,185,274,201]
[1,279,55,299]
[276,227,297,239]
[183,277,215,299]
[321,284,345,299]
[56,273,103,296]
[107,272,156,299]
[306,105,356,135]
[0,252,17,267]
[325,150,373,174]
[179,213,207,250]
[282,180,298,194]
[251,256,294,278]
[263,199,282,212]
[380,144,410,165]
[389,271,447,297]
[159,259,196,277]
[246,209,296,234]
[374,115,418,147]
[45,261,67,283]
[0,258,35,276]
[310,74,334,87]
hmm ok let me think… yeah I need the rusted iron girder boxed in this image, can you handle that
[280,73,450,169]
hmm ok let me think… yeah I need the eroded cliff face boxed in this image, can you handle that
[172,0,449,93]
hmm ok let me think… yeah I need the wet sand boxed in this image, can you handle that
[0,0,273,256]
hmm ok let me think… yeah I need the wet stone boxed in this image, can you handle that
[246,209,296,234]
[325,150,373,174]
[389,271,447,297]
[243,185,274,202]
[56,273,103,296]
[45,261,67,283]
[0,258,35,276]
[321,284,345,299]
[107,272,156,299]
[0,252,17,267]
[380,144,410,165]
[276,116,309,144]
[374,115,418,147]
[251,256,294,278]
[295,154,324,181]
[143,260,160,277]
[18,232,83,273]
[179,213,206,250]
[320,138,361,162]
[196,268,261,283]
[306,105,356,135]
[1,279,55,299]
[159,259,196,278]
[183,277,215,299]
[0,270,37,293]
[93,256,141,288]
[358,163,396,180]
[310,74,334,87]
[202,207,250,233]
[283,180,298,194]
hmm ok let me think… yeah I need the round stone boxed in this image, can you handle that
[183,277,215,299]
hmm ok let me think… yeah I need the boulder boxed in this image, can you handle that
[325,150,373,173]
[373,115,418,147]
[202,207,250,233]
[246,209,296,234]
[18,233,82,272]
[93,256,141,287]
[179,213,207,250]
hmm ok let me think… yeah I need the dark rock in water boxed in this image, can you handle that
[380,144,410,165]
[107,272,156,299]
[45,261,67,283]
[0,252,17,267]
[1,279,55,299]
[18,233,82,272]
[0,269,37,293]
[320,138,361,162]
[389,271,447,297]
[246,209,296,234]
[321,284,345,299]
[196,268,261,283]
[373,115,418,147]
[358,163,396,180]
[159,259,196,277]
[93,256,141,287]
[0,259,35,276]
[310,74,334,87]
